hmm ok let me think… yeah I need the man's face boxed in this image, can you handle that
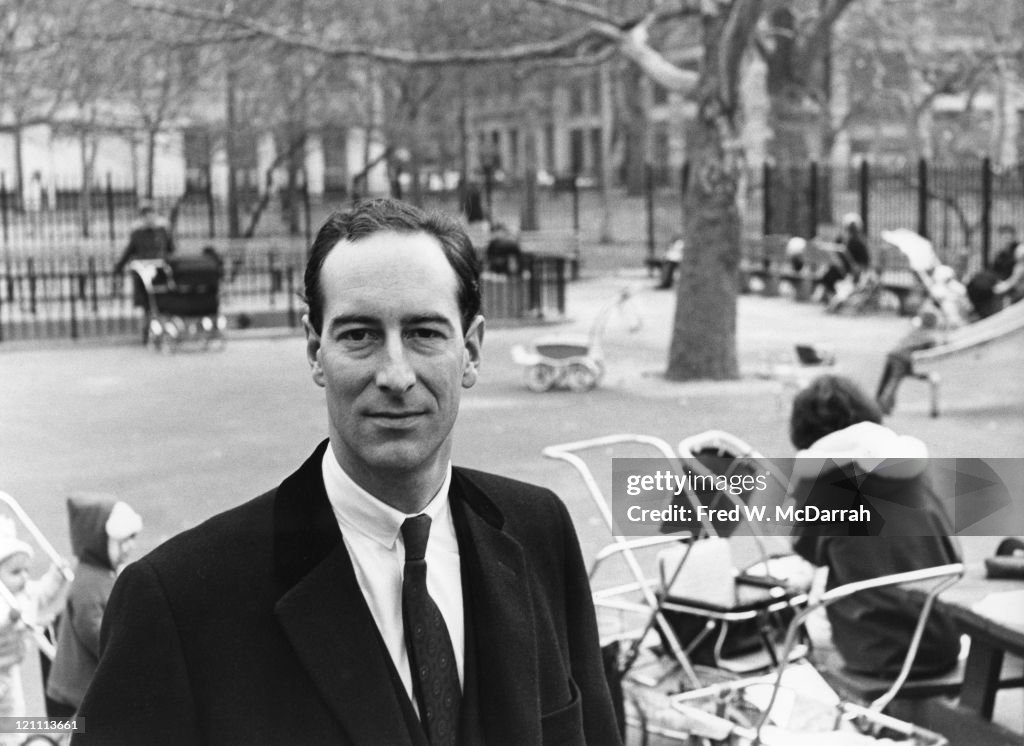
[999,228,1016,246]
[305,230,483,496]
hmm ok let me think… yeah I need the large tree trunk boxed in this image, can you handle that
[666,100,742,381]
[765,96,817,235]
[762,5,834,235]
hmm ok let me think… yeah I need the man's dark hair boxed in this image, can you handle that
[789,374,883,450]
[303,198,481,334]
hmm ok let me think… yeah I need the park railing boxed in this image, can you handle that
[0,250,568,344]
[4,157,1014,278]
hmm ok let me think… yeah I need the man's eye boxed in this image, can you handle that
[338,329,375,342]
[409,328,447,340]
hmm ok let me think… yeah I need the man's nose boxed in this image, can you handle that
[375,338,416,392]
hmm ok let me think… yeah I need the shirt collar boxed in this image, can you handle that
[321,447,454,550]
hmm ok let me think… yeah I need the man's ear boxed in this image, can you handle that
[303,315,325,388]
[462,315,485,389]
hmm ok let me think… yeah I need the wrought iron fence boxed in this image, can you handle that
[0,250,568,344]
[3,157,1015,277]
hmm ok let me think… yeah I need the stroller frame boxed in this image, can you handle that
[128,258,227,352]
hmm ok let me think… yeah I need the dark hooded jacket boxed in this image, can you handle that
[46,495,117,709]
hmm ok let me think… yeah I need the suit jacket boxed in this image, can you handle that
[74,441,620,745]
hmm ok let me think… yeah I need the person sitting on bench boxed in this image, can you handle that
[875,266,969,415]
[788,374,962,680]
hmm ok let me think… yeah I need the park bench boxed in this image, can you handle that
[739,234,833,301]
[518,229,581,280]
[740,235,923,315]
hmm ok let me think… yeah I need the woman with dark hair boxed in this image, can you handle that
[787,374,961,679]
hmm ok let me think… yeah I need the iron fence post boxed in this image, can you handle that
[808,161,819,238]
[88,256,99,312]
[917,158,929,239]
[27,257,36,315]
[0,173,9,246]
[206,175,216,239]
[645,163,655,265]
[106,173,116,243]
[302,180,312,249]
[287,264,296,328]
[981,157,992,268]
[69,272,78,340]
[571,172,580,234]
[762,162,772,236]
[858,160,870,236]
[680,161,689,234]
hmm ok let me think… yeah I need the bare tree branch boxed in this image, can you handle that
[800,0,856,68]
[128,0,606,66]
[528,0,623,27]
[617,14,699,92]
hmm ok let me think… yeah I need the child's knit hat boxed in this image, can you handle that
[0,516,33,565]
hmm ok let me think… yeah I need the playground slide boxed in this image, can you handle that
[913,300,1024,370]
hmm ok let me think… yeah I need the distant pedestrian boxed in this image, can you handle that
[113,200,176,275]
[967,224,1022,317]
[463,181,486,225]
[484,222,522,275]
[46,495,141,718]
[656,234,685,289]
[820,213,870,302]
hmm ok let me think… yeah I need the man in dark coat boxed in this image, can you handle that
[113,201,176,276]
[75,198,620,746]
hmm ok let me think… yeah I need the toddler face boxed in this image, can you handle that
[0,553,30,595]
[107,534,137,570]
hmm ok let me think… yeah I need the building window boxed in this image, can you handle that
[589,72,602,113]
[544,123,555,174]
[231,130,259,198]
[569,129,585,176]
[652,82,669,106]
[589,127,603,183]
[569,79,585,116]
[183,127,211,195]
[508,128,519,175]
[322,126,348,193]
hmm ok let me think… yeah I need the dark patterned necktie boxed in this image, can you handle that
[402,515,461,746]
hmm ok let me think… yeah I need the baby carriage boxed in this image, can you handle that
[128,255,227,352]
[510,288,640,392]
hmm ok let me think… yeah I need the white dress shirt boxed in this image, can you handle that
[321,448,464,711]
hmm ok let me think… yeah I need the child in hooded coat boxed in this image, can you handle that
[46,494,141,716]
[0,518,69,727]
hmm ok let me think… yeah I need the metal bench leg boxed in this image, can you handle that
[927,372,940,418]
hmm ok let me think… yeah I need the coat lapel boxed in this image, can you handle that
[271,440,415,746]
[451,469,543,745]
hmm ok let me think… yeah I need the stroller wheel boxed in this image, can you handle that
[525,364,557,392]
[147,318,164,351]
[565,362,599,392]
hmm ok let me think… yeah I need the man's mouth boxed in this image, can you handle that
[366,410,427,425]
